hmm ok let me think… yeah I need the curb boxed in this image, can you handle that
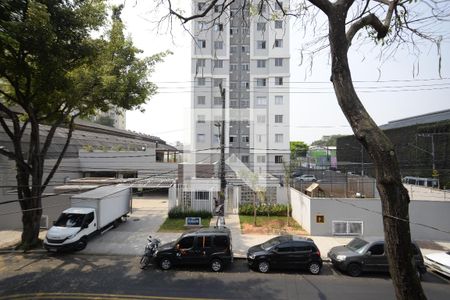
[0,249,47,255]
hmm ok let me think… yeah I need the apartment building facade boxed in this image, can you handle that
[191,0,290,176]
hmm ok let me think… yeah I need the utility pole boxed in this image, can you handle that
[217,83,226,215]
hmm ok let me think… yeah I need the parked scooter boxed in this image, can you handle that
[139,235,161,269]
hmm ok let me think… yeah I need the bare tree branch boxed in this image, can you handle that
[42,115,77,192]
[347,13,387,44]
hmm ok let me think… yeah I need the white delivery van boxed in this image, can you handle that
[44,185,131,252]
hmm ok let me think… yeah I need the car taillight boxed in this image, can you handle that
[315,249,321,257]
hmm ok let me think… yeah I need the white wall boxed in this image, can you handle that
[290,188,311,233]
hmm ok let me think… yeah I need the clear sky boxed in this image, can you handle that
[117,1,450,146]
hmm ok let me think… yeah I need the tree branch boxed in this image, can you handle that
[169,0,220,23]
[346,13,387,45]
[42,115,76,192]
[308,0,332,15]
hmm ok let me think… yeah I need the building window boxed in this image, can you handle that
[230,64,238,71]
[257,155,266,163]
[274,39,283,48]
[214,60,223,68]
[197,115,205,123]
[197,78,206,86]
[275,155,283,164]
[256,96,267,105]
[241,81,250,89]
[197,134,205,143]
[275,58,283,66]
[214,41,223,49]
[230,82,237,89]
[196,59,206,67]
[275,115,283,123]
[275,77,283,86]
[230,45,237,53]
[275,134,284,143]
[197,96,206,105]
[214,5,221,13]
[213,78,223,87]
[241,63,249,71]
[242,45,249,53]
[242,135,249,143]
[197,39,206,48]
[256,78,267,87]
[257,22,266,31]
[214,97,222,105]
[257,40,266,49]
[257,134,265,143]
[257,60,266,68]
[241,155,249,163]
[275,20,283,29]
[257,115,266,123]
[275,96,283,105]
[214,23,224,32]
[229,136,236,143]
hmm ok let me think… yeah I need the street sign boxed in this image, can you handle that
[185,217,202,226]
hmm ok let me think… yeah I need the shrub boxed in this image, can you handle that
[239,203,291,216]
[168,206,212,219]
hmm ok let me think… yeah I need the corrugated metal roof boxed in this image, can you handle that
[71,185,130,199]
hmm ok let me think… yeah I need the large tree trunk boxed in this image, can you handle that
[327,8,426,300]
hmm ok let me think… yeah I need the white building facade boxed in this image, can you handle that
[191,0,290,176]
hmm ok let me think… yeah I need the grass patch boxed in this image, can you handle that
[158,217,212,232]
[239,215,307,235]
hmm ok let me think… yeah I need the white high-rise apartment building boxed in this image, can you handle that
[191,0,290,176]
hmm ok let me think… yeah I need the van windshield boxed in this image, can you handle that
[346,238,369,254]
[55,213,85,228]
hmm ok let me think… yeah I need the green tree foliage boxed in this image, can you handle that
[311,135,344,147]
[94,115,115,127]
[0,0,169,249]
[290,141,309,159]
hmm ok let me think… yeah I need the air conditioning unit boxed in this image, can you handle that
[332,220,363,236]
[40,215,48,229]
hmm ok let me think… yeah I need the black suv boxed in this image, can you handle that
[154,227,233,272]
[328,237,427,278]
[247,235,323,274]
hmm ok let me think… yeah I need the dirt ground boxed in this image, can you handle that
[241,219,309,235]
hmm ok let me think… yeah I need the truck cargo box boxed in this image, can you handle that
[70,185,131,228]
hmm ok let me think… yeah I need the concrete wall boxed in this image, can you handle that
[290,188,311,233]
[289,187,450,241]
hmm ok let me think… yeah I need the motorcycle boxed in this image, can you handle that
[139,235,161,269]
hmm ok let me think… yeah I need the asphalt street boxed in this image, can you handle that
[0,253,448,300]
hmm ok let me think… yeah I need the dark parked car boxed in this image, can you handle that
[247,235,323,274]
[328,237,426,278]
[154,227,233,272]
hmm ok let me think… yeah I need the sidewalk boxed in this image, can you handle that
[2,214,449,258]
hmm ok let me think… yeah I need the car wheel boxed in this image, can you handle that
[308,262,321,275]
[258,261,270,273]
[210,258,223,272]
[76,237,87,251]
[347,263,362,277]
[159,257,172,270]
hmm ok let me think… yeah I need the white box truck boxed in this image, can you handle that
[44,185,131,252]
